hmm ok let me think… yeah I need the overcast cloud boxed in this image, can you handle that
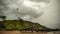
[0,0,59,29]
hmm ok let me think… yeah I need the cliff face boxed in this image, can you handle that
[0,18,50,31]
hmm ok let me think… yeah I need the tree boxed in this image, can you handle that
[0,16,6,30]
[0,16,6,20]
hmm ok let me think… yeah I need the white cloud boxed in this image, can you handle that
[21,15,31,20]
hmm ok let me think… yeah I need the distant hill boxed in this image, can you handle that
[0,18,60,31]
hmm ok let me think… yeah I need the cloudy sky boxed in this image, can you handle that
[0,0,60,29]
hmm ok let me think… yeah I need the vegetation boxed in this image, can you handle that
[0,18,60,31]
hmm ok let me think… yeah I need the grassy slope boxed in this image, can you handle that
[0,18,59,31]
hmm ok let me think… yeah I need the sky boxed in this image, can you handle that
[0,0,60,29]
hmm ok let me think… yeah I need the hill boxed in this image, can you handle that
[0,18,60,31]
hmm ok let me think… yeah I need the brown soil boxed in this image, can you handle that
[0,31,60,34]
